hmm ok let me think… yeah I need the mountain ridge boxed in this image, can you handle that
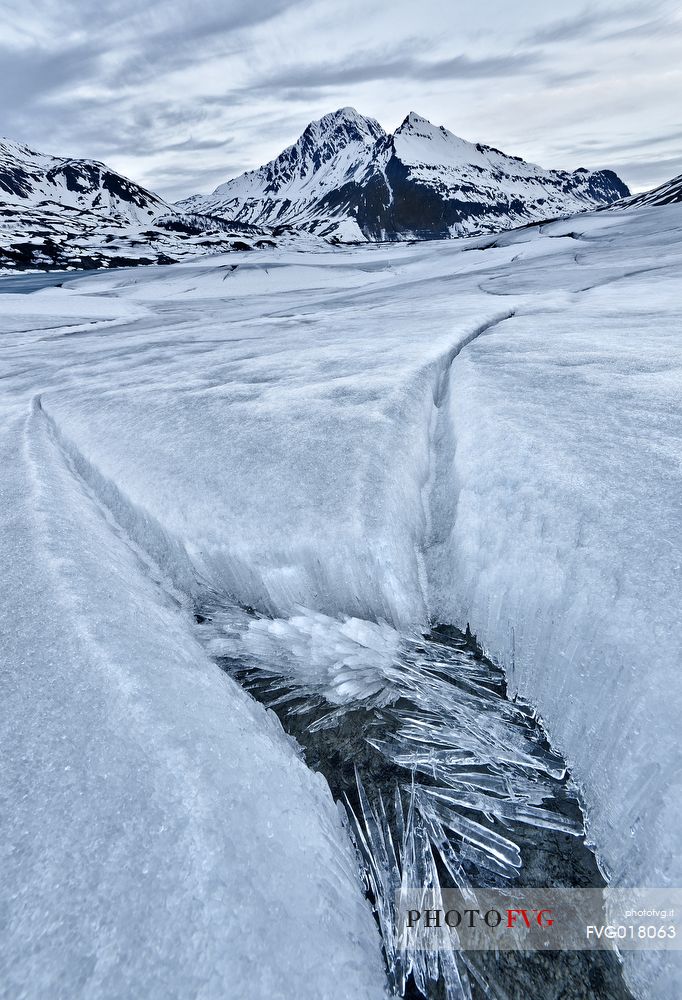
[0,137,168,224]
[0,137,296,271]
[1,112,658,273]
[177,107,630,241]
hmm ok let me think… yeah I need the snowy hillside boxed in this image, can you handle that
[0,138,287,270]
[0,137,168,223]
[178,107,629,240]
[1,200,681,998]
[617,171,682,208]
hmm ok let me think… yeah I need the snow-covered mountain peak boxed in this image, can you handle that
[315,106,385,140]
[0,136,55,183]
[1,137,41,160]
[178,108,630,242]
[392,112,484,169]
[201,108,386,223]
[396,111,442,133]
[291,106,385,164]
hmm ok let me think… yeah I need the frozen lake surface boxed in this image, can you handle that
[0,266,127,294]
[1,204,681,998]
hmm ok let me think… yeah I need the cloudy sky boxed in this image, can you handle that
[1,0,681,201]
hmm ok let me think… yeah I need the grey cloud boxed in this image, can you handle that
[542,68,598,86]
[2,1,305,106]
[153,164,246,184]
[611,154,682,191]
[420,53,540,79]
[161,137,238,153]
[251,49,540,94]
[526,10,613,44]
[102,0,308,88]
[597,13,682,42]
[524,3,654,45]
[560,128,682,162]
[0,41,104,109]
[157,0,304,41]
[1,101,234,180]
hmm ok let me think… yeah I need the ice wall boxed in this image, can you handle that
[430,267,682,998]
[0,398,386,997]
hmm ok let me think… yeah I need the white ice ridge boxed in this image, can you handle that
[0,396,386,994]
[1,202,681,997]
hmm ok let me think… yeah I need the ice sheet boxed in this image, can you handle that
[1,203,681,997]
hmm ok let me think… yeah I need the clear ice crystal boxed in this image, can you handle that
[201,607,586,1000]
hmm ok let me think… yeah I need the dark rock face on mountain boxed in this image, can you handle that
[178,108,630,242]
[0,139,282,271]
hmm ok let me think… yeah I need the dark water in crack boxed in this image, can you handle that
[196,608,633,1000]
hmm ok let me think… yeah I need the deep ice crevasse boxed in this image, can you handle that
[417,309,514,617]
[33,310,515,632]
